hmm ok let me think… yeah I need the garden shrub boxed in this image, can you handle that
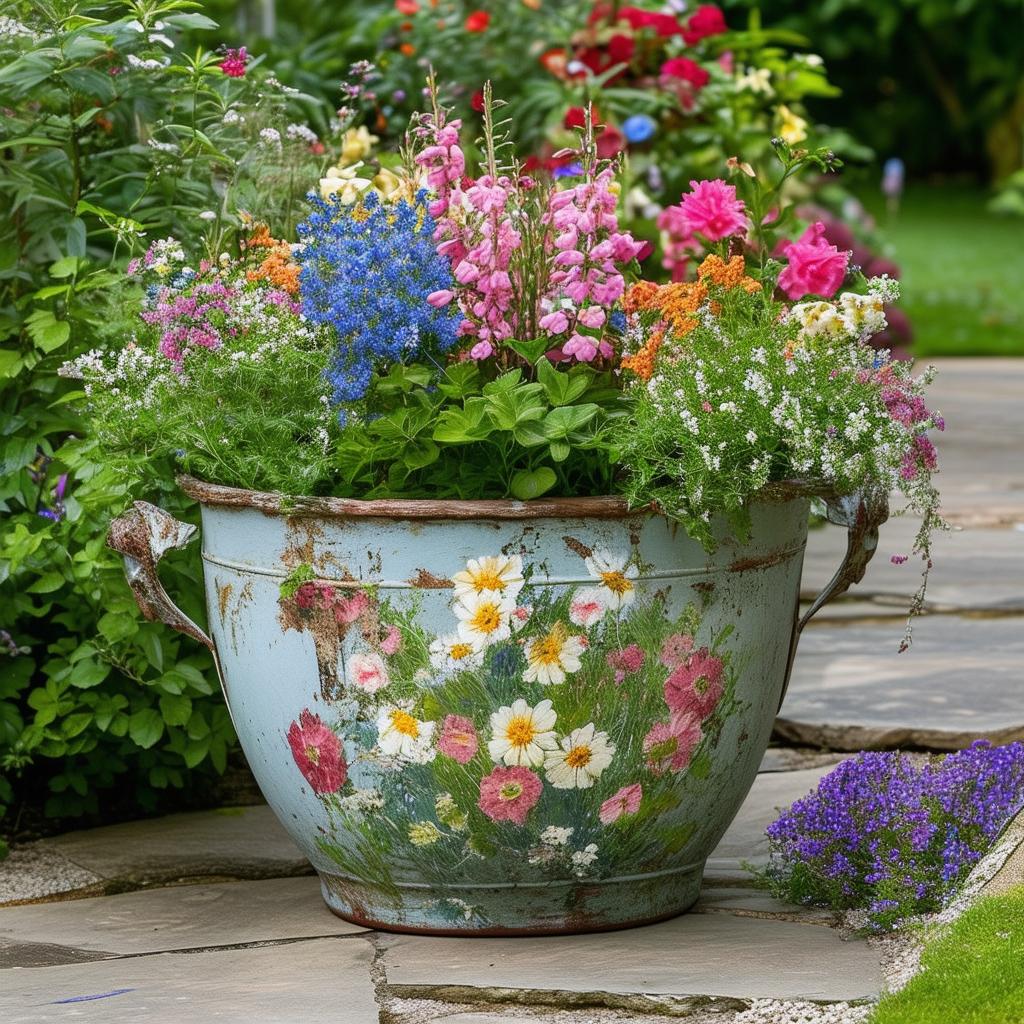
[760,741,1024,930]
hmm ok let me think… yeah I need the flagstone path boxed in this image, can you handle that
[2,357,1020,1023]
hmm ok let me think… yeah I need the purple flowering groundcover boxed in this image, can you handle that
[759,741,1024,930]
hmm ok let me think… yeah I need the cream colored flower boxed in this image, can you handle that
[376,705,435,764]
[544,723,615,789]
[373,166,406,202]
[488,698,558,767]
[584,549,638,611]
[408,821,442,846]
[737,66,773,96]
[338,125,379,165]
[454,589,516,650]
[777,104,808,145]
[429,634,483,675]
[523,622,585,686]
[452,554,525,600]
[319,160,374,203]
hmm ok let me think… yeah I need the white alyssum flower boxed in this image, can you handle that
[540,825,574,847]
[571,843,599,873]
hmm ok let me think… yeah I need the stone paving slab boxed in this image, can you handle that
[0,876,364,963]
[379,911,882,1003]
[0,844,103,906]
[46,804,312,890]
[779,614,1024,750]
[802,518,1024,615]
[0,935,378,1024]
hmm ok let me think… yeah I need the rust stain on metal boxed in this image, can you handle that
[562,535,594,560]
[728,547,794,573]
[408,568,453,589]
[216,581,233,621]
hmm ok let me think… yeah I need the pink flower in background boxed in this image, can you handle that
[660,57,710,89]
[599,782,643,824]
[659,632,694,668]
[607,644,645,683]
[478,765,542,824]
[569,591,605,627]
[439,714,479,764]
[664,648,725,719]
[219,47,248,78]
[644,714,702,775]
[777,221,850,300]
[380,625,402,656]
[682,4,727,45]
[678,179,747,241]
[334,590,370,625]
[656,204,700,281]
[287,710,346,793]
[348,652,390,693]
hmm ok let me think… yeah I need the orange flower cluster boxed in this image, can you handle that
[620,255,761,380]
[243,224,301,295]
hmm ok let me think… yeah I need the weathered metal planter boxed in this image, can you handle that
[109,476,885,935]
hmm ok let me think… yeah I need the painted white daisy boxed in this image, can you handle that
[543,723,615,789]
[376,705,436,764]
[571,843,599,872]
[488,698,559,767]
[583,549,639,611]
[452,554,525,600]
[522,622,586,686]
[429,634,483,676]
[454,588,516,650]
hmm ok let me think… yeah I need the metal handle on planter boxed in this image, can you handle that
[779,488,889,710]
[107,501,214,652]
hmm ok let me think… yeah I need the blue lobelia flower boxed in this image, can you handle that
[622,114,657,145]
[296,189,460,418]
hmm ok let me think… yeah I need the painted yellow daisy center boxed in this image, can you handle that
[470,602,503,634]
[600,570,634,596]
[565,745,593,769]
[304,744,320,764]
[449,642,474,660]
[389,709,420,738]
[530,623,567,666]
[505,716,536,748]
[469,568,506,592]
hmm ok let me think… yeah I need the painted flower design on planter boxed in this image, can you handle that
[287,710,347,793]
[278,544,741,910]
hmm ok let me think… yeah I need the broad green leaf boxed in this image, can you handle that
[541,404,599,439]
[69,659,110,689]
[27,571,65,594]
[510,466,557,500]
[49,257,79,279]
[62,712,93,738]
[505,336,550,365]
[128,708,165,749]
[159,693,193,727]
[536,358,591,406]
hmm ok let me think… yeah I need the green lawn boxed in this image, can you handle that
[861,185,1024,356]
[869,886,1024,1024]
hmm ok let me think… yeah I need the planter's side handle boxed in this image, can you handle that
[779,489,888,710]
[107,501,214,651]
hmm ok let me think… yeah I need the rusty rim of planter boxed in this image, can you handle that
[177,474,823,521]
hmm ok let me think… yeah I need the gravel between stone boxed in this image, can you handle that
[0,842,100,904]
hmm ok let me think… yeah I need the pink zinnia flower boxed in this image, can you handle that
[777,221,850,300]
[438,714,479,764]
[659,632,694,668]
[219,47,248,78]
[599,782,643,824]
[569,594,604,627]
[287,710,346,793]
[664,648,725,719]
[643,714,702,775]
[678,179,747,241]
[477,765,542,824]
[348,652,390,693]
[380,625,402,656]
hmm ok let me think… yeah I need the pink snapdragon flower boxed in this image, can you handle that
[656,204,700,281]
[599,782,643,824]
[777,221,850,300]
[677,179,748,241]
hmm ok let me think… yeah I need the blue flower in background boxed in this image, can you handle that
[609,310,627,334]
[622,114,657,145]
[297,190,460,417]
[552,162,584,179]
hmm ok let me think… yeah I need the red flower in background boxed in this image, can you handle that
[395,0,419,13]
[287,710,347,794]
[464,10,490,32]
[471,89,485,112]
[564,104,600,129]
[660,56,710,89]
[606,33,635,64]
[218,47,248,78]
[682,4,727,45]
[619,5,685,37]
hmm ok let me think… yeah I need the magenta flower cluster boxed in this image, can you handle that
[415,108,642,363]
[763,741,1024,930]
[140,280,234,365]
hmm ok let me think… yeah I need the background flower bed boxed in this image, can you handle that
[0,0,1017,841]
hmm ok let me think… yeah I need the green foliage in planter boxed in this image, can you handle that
[0,0,336,825]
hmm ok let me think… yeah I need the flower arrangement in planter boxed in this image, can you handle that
[69,81,944,934]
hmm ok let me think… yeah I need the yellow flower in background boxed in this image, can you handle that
[339,125,379,165]
[319,161,374,203]
[373,166,405,202]
[777,105,808,145]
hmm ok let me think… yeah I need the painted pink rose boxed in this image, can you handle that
[287,710,347,794]
[380,625,402,656]
[643,713,702,775]
[477,765,542,825]
[348,652,390,693]
[659,632,695,668]
[664,648,725,719]
[678,179,747,241]
[569,592,605,627]
[334,590,370,625]
[295,581,331,610]
[599,783,643,824]
[438,714,479,764]
[777,221,850,300]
